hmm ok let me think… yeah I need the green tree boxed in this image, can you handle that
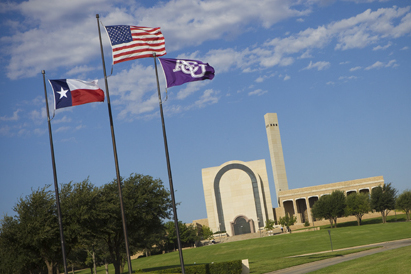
[14,186,63,274]
[396,189,411,221]
[164,221,199,250]
[264,219,275,231]
[97,173,172,274]
[200,225,214,240]
[311,190,346,228]
[345,192,370,226]
[278,213,297,232]
[371,183,397,223]
[60,179,101,273]
[0,215,45,273]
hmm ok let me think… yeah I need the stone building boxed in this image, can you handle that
[200,113,383,236]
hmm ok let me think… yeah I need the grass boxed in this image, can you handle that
[310,245,411,274]
[75,216,411,274]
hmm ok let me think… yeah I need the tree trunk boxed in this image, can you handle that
[105,261,109,274]
[93,251,97,274]
[72,264,75,274]
[45,260,54,274]
[328,219,333,228]
[381,211,386,223]
[356,215,361,226]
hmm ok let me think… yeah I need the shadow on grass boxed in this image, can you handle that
[138,263,203,273]
[317,214,407,229]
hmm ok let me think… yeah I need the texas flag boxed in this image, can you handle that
[49,79,105,110]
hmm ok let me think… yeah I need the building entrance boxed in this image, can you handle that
[233,216,251,235]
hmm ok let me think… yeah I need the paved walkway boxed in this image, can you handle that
[265,238,411,274]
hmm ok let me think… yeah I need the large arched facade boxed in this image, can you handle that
[202,160,274,236]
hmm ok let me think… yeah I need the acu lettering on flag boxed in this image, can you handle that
[105,25,166,64]
[159,58,215,88]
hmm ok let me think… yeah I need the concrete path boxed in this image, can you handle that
[265,238,411,274]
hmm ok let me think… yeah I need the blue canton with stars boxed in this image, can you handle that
[106,25,133,45]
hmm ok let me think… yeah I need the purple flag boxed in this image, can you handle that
[158,58,215,88]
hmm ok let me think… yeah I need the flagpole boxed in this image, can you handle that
[96,14,133,274]
[42,70,68,274]
[153,54,186,274]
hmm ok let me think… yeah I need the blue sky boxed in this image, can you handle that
[1,0,410,225]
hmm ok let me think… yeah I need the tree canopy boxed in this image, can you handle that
[311,190,346,228]
[0,174,173,274]
[396,189,411,221]
[345,192,370,226]
[371,183,397,223]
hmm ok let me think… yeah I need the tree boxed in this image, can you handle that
[264,219,275,231]
[311,190,346,228]
[396,189,411,221]
[60,179,101,274]
[371,183,397,223]
[13,186,63,274]
[97,173,173,274]
[0,215,45,273]
[164,221,199,251]
[278,213,297,231]
[345,192,370,226]
[200,225,214,241]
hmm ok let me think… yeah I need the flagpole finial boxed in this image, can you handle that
[42,70,45,74]
[96,14,99,18]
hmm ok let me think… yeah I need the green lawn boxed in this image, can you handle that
[310,244,411,274]
[75,218,411,274]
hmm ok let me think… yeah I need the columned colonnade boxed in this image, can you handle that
[276,176,384,225]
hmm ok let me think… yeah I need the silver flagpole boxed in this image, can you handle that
[41,70,68,274]
[96,14,133,274]
[153,54,186,274]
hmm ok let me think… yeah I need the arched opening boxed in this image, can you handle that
[214,163,264,231]
[308,196,319,221]
[283,200,294,218]
[347,190,357,196]
[296,198,308,223]
[359,188,370,194]
[231,216,253,235]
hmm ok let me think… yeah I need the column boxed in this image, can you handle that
[292,199,301,224]
[305,198,313,225]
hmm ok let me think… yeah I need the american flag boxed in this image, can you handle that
[105,25,166,64]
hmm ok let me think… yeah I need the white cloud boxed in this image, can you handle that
[248,89,267,96]
[303,61,330,71]
[138,0,310,51]
[2,2,411,81]
[365,61,384,70]
[53,115,72,124]
[66,65,98,76]
[339,61,350,65]
[255,76,265,83]
[176,81,209,100]
[194,89,219,107]
[106,63,159,119]
[0,125,12,136]
[0,109,21,121]
[339,75,358,80]
[373,42,392,50]
[385,59,398,67]
[349,66,362,71]
[55,126,71,133]
[401,46,409,50]
[326,81,335,85]
[284,74,291,81]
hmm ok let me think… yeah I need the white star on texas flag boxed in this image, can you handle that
[57,87,68,99]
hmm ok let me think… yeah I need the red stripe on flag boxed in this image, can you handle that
[71,89,105,106]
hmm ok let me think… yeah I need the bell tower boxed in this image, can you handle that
[264,113,289,203]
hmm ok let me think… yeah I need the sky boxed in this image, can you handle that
[1,0,410,226]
